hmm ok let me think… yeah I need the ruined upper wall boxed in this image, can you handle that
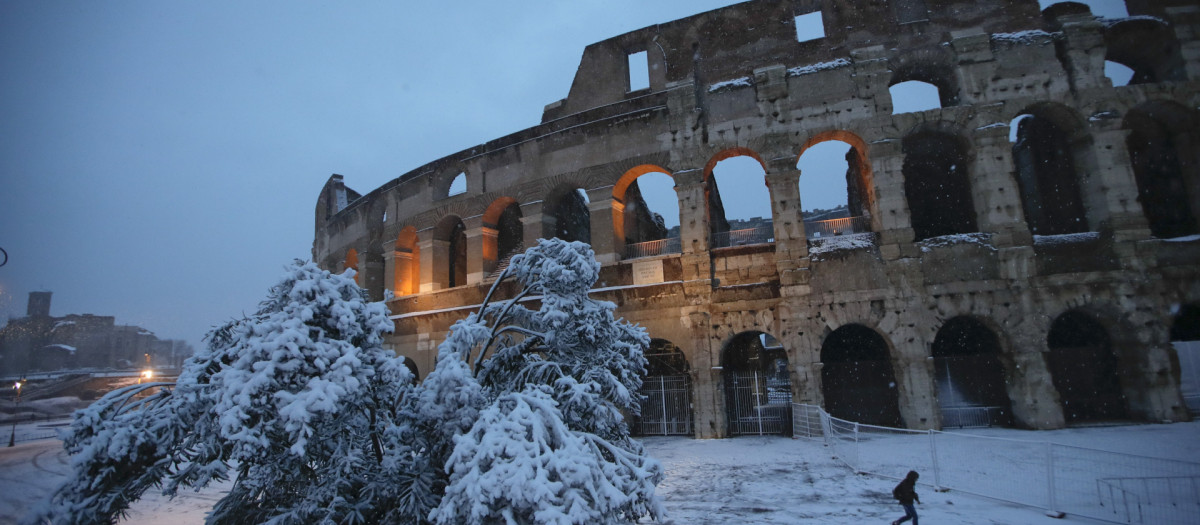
[544,0,1045,120]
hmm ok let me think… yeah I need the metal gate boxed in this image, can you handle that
[726,370,792,436]
[635,375,693,436]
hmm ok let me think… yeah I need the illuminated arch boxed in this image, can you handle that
[393,226,420,296]
[343,248,360,284]
[612,165,677,257]
[796,130,877,235]
[481,196,524,275]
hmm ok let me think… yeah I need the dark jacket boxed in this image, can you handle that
[892,471,920,505]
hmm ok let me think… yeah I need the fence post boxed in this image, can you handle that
[928,430,943,491]
[1046,441,1063,518]
[853,422,861,473]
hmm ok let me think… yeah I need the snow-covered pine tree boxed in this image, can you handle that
[28,261,412,525]
[424,238,664,525]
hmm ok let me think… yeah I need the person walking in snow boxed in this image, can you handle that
[891,470,921,525]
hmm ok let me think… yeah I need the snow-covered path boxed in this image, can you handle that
[1,421,1197,524]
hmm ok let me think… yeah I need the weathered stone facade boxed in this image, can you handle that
[314,0,1200,438]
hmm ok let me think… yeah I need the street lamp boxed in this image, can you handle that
[139,370,153,384]
[8,380,23,447]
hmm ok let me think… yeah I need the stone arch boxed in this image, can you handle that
[401,356,420,382]
[635,338,694,436]
[704,147,772,248]
[482,197,524,275]
[1010,102,1092,235]
[901,125,978,240]
[433,215,468,288]
[1046,309,1127,422]
[433,169,469,200]
[720,331,792,436]
[1170,303,1200,415]
[1105,18,1185,85]
[888,47,959,108]
[1123,100,1200,238]
[931,316,1015,428]
[543,183,591,244]
[613,165,677,258]
[343,248,360,284]
[796,130,876,236]
[819,323,903,427]
[393,226,420,296]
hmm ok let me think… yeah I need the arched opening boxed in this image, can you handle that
[902,129,977,240]
[705,149,772,248]
[888,52,959,109]
[546,185,591,244]
[889,80,941,114]
[447,172,467,197]
[1047,310,1127,422]
[482,197,524,278]
[932,317,1014,428]
[797,133,873,239]
[614,165,680,259]
[1010,107,1091,236]
[343,248,360,284]
[721,331,792,436]
[820,324,903,427]
[402,356,420,382]
[1170,304,1200,415]
[433,215,468,289]
[1123,101,1200,238]
[393,226,420,296]
[1104,18,1185,86]
[634,339,693,436]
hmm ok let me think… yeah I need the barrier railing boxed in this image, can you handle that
[792,403,1200,525]
[624,237,682,260]
[712,224,774,248]
[803,215,871,238]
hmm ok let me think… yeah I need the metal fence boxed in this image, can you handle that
[634,375,692,436]
[726,370,791,436]
[712,224,774,249]
[624,237,682,260]
[803,215,871,238]
[792,403,1200,525]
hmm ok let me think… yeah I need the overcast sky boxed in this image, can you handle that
[0,0,1129,353]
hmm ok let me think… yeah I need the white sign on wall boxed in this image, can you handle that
[632,259,665,286]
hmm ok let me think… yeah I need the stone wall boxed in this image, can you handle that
[314,0,1200,437]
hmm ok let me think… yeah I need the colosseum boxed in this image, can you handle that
[314,0,1200,438]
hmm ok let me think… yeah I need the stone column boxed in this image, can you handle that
[519,202,554,250]
[765,158,809,284]
[868,141,918,260]
[381,238,398,296]
[1087,128,1153,241]
[464,215,489,285]
[587,195,621,265]
[392,251,416,296]
[674,169,714,287]
[417,228,437,293]
[1006,324,1066,430]
[970,125,1034,248]
[683,310,722,438]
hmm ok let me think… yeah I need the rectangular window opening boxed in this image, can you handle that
[794,11,825,42]
[895,0,930,24]
[628,51,650,92]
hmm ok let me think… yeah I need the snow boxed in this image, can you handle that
[808,232,875,261]
[975,122,1007,131]
[3,421,1197,524]
[1163,234,1200,243]
[1089,110,1118,121]
[918,232,995,253]
[1100,15,1167,28]
[50,321,74,332]
[708,77,752,93]
[786,58,851,77]
[991,30,1059,45]
[42,344,76,354]
[1033,231,1100,246]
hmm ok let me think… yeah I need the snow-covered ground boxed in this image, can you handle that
[1,420,1196,524]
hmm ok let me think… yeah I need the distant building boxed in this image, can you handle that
[0,292,193,376]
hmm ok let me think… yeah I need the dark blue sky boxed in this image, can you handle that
[0,0,1127,352]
